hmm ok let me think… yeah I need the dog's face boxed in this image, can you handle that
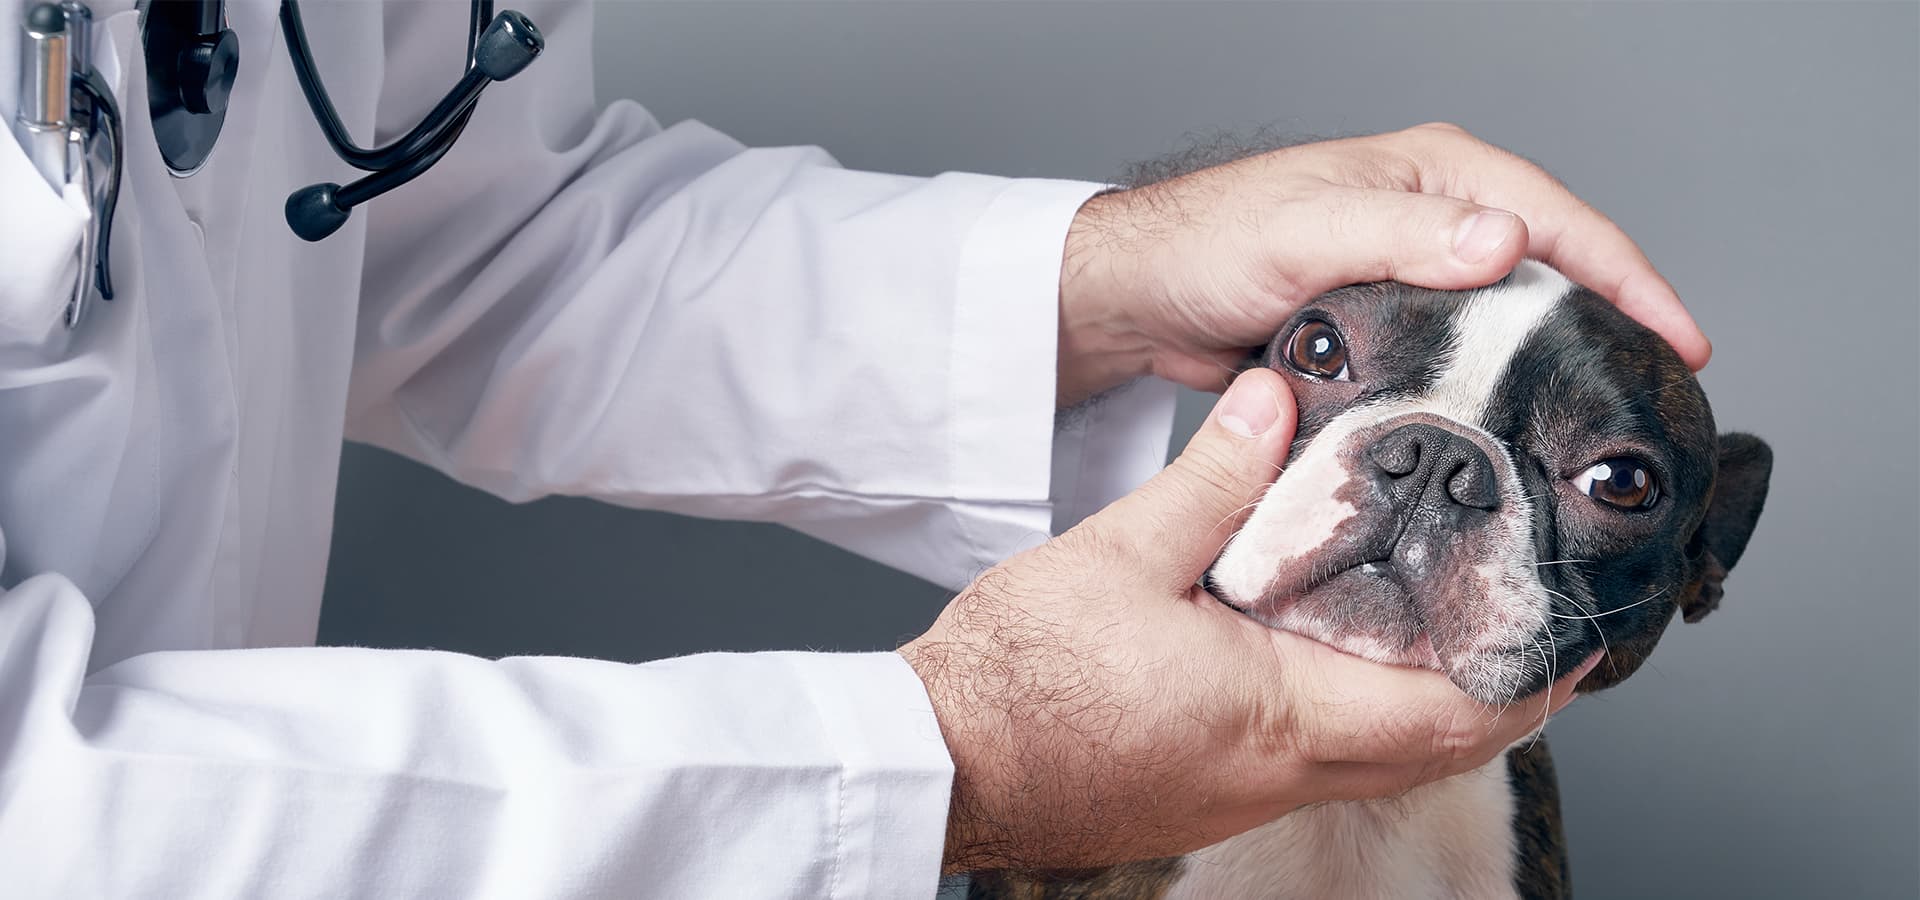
[1207,262,1772,705]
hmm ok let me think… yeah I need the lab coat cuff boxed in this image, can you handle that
[787,651,954,897]
[947,177,1109,506]
[1049,376,1181,533]
[939,370,1181,578]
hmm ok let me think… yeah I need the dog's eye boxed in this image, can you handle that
[1284,319,1351,381]
[1574,458,1660,510]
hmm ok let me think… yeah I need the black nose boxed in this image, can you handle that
[1365,423,1500,511]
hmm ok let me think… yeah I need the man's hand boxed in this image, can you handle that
[1053,123,1710,405]
[899,370,1598,874]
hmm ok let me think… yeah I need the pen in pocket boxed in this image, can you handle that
[14,2,72,193]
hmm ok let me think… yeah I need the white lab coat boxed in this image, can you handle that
[0,0,1176,896]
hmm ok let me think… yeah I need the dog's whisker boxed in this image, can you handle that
[1547,586,1668,621]
[1209,491,1273,534]
[1532,559,1594,567]
[1541,586,1610,680]
[1542,585,1614,670]
[1523,633,1558,752]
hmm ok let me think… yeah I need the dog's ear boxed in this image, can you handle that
[1679,433,1773,623]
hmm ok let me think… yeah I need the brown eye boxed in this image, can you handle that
[1575,458,1660,510]
[1285,319,1351,381]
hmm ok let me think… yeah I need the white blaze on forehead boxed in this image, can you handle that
[1428,260,1572,428]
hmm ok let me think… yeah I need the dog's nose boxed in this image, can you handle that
[1366,423,1500,511]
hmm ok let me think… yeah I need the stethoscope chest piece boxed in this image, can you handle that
[142,0,238,175]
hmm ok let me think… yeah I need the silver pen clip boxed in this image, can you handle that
[14,3,70,192]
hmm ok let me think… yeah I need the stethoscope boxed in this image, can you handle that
[19,0,541,330]
[146,0,544,240]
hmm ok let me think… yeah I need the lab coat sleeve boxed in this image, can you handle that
[343,0,1179,593]
[0,574,954,898]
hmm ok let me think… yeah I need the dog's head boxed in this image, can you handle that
[1207,261,1772,705]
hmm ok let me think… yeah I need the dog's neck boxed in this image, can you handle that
[1166,755,1521,900]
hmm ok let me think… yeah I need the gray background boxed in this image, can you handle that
[320,2,1920,897]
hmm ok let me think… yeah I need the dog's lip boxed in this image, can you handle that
[1280,629,1445,676]
[1255,553,1400,607]
[1252,573,1448,673]
[1278,621,1446,672]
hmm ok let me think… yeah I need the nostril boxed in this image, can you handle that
[1445,454,1500,510]
[1368,434,1421,477]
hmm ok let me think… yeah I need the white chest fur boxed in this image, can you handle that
[1165,756,1520,900]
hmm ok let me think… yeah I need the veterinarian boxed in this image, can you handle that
[0,0,1710,893]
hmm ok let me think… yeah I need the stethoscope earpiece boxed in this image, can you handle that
[279,0,542,241]
[284,182,347,242]
[472,10,542,82]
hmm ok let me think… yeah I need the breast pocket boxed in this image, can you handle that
[0,127,89,342]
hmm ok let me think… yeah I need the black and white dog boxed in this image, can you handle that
[972,261,1772,899]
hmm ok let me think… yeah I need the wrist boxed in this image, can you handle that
[897,640,1002,874]
[1058,190,1155,406]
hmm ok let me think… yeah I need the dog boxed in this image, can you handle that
[968,261,1773,899]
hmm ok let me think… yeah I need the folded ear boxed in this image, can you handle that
[1680,433,1774,623]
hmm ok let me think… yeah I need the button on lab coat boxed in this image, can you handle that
[0,0,1176,895]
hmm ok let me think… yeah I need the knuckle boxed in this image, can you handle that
[1410,120,1474,141]
[1429,706,1487,766]
[1174,446,1247,501]
[1397,122,1494,179]
[1321,145,1419,193]
[1279,679,1353,768]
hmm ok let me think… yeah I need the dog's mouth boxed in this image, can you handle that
[1242,559,1448,671]
[1224,536,1555,704]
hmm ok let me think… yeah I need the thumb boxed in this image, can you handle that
[1086,368,1296,589]
[1278,187,1532,297]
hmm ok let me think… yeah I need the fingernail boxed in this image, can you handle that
[1453,210,1518,264]
[1217,376,1280,438]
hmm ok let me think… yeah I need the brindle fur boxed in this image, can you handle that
[1507,741,1570,899]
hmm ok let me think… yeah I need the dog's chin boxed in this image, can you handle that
[1239,565,1546,706]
